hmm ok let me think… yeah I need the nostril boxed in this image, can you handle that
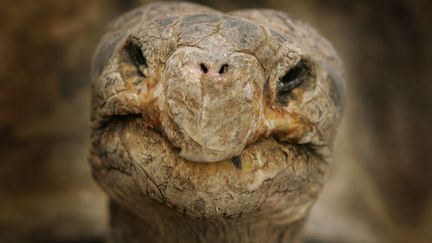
[200,63,208,73]
[219,64,228,74]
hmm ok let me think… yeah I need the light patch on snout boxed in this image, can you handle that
[161,47,264,162]
[165,73,258,161]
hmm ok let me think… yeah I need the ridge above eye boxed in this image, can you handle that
[277,59,311,104]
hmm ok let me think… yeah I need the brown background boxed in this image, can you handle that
[0,0,431,242]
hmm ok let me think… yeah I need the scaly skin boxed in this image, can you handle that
[90,2,345,242]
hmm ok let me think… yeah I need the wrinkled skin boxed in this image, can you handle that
[90,1,345,242]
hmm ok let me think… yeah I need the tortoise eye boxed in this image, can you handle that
[126,42,147,77]
[277,59,311,105]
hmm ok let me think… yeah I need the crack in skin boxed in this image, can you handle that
[122,135,166,202]
[106,165,132,176]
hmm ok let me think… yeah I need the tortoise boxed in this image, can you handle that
[90,1,345,242]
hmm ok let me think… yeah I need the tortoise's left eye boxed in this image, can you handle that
[277,59,311,105]
[125,41,148,77]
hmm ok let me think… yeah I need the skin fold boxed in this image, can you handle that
[90,2,345,242]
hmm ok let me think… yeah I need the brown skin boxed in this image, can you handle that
[90,1,345,242]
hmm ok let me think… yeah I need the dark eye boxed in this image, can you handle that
[126,41,148,77]
[277,59,311,104]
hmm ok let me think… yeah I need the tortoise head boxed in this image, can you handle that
[90,2,345,222]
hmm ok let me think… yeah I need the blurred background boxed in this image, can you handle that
[0,0,431,242]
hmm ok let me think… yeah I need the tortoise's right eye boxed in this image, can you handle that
[277,59,311,105]
[126,42,148,77]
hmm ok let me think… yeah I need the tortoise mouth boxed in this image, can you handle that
[92,115,326,218]
[93,113,323,167]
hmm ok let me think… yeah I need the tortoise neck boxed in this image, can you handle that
[108,200,305,243]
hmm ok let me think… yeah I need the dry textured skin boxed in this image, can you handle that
[90,1,345,242]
